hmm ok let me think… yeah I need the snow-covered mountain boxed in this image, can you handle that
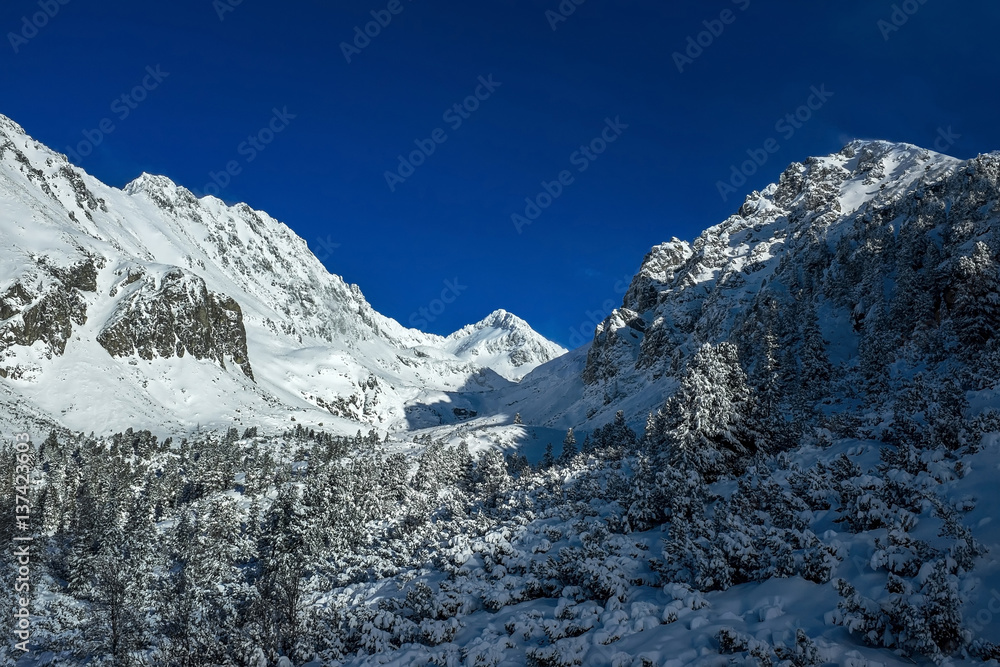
[3,109,998,450]
[5,117,1000,667]
[502,139,1000,435]
[0,114,563,436]
[439,309,566,382]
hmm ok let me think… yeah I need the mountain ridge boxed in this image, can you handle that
[5,117,1000,666]
[0,113,564,436]
[3,110,999,449]
[490,138,999,439]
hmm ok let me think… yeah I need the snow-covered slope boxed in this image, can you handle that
[504,139,1000,434]
[4,115,998,455]
[5,125,1000,666]
[0,114,562,436]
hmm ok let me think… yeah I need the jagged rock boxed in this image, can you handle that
[0,282,88,357]
[0,256,105,370]
[97,269,254,380]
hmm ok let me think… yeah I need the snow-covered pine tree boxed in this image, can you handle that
[592,410,638,454]
[649,342,760,479]
[473,449,510,507]
[624,454,665,531]
[85,478,155,664]
[558,428,577,464]
[857,301,895,397]
[251,484,318,662]
[953,240,1000,349]
[540,443,555,469]
[160,502,249,666]
[799,303,833,402]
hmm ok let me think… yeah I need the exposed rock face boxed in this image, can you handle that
[584,240,693,387]
[623,240,694,313]
[0,257,102,376]
[0,282,87,359]
[48,257,100,292]
[98,269,254,379]
[310,374,384,423]
[97,269,253,379]
[582,307,647,387]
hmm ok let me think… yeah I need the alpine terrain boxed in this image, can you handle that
[3,114,1000,667]
[0,113,564,437]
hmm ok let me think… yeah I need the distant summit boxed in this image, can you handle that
[444,309,567,382]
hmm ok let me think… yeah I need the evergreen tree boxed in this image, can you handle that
[81,484,155,663]
[452,440,476,493]
[413,440,446,495]
[251,484,318,661]
[505,452,530,476]
[953,241,1000,348]
[857,302,895,396]
[540,443,555,469]
[558,428,577,464]
[592,410,638,454]
[648,342,759,479]
[920,559,965,656]
[799,305,833,401]
[161,497,253,666]
[473,449,510,507]
[624,454,665,531]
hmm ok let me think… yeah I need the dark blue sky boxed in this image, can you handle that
[3,0,999,347]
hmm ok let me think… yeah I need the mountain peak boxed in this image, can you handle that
[443,309,566,382]
[447,309,533,338]
[832,138,960,179]
[0,113,28,140]
[123,172,181,196]
[840,137,920,154]
[0,111,571,431]
[476,309,525,331]
[575,135,993,430]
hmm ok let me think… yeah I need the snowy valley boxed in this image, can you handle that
[3,114,1000,666]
